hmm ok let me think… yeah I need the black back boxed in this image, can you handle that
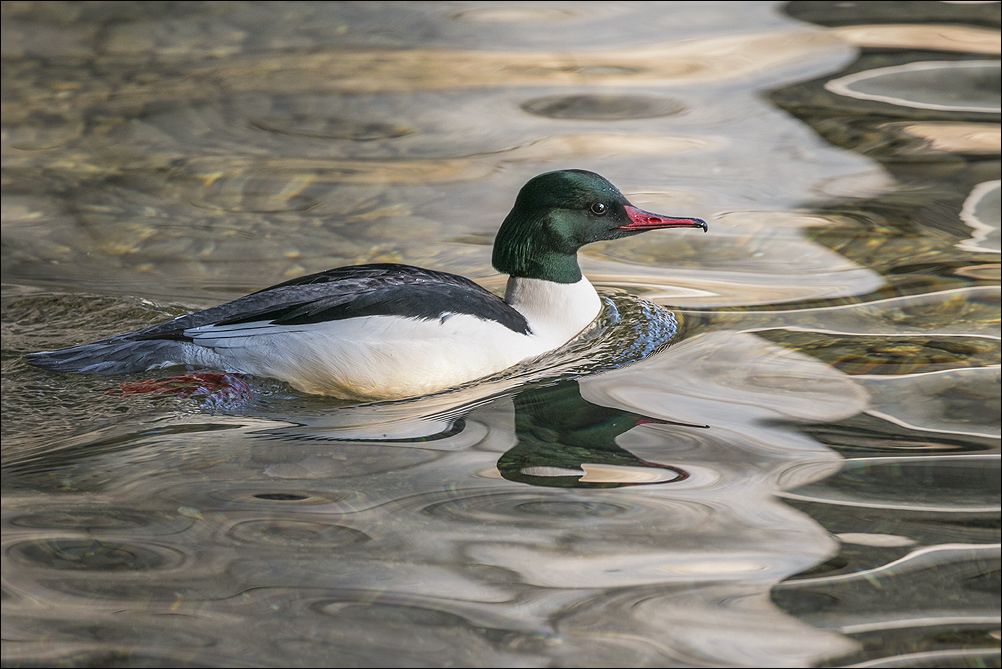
[136,264,529,341]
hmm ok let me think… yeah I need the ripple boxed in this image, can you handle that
[211,489,345,505]
[782,455,1001,512]
[469,543,786,589]
[252,493,310,501]
[958,180,1000,254]
[10,509,166,530]
[520,94,685,120]
[266,600,509,662]
[313,601,470,627]
[753,329,1000,376]
[450,6,577,22]
[773,541,1001,653]
[256,444,446,478]
[825,60,1001,113]
[512,500,632,518]
[250,115,414,141]
[2,650,220,668]
[862,368,1000,440]
[161,483,367,513]
[897,122,1000,155]
[37,574,243,602]
[835,533,916,548]
[613,588,857,666]
[846,648,1002,669]
[9,539,183,571]
[38,614,218,647]
[227,519,369,547]
[422,491,712,530]
[829,24,1002,55]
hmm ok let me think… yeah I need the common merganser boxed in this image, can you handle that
[24,170,706,400]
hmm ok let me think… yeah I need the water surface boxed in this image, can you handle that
[2,2,999,667]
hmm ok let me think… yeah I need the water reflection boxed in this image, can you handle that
[763,3,1001,667]
[498,380,696,488]
[2,326,864,667]
[959,179,1001,254]
[825,60,1001,114]
[3,0,1000,667]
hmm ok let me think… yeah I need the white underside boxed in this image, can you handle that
[169,276,602,400]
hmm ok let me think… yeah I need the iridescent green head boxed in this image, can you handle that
[492,170,706,283]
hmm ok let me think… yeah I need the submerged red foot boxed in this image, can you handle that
[108,373,252,406]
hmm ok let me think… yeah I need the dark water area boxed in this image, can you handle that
[1,1,999,667]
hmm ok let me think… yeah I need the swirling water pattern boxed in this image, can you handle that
[2,2,998,667]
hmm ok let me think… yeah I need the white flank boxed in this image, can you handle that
[173,276,602,400]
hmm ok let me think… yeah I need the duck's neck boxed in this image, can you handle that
[504,275,602,347]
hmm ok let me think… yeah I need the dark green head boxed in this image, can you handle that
[492,170,706,283]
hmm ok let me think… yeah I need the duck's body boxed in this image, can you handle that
[37,266,600,399]
[25,170,705,400]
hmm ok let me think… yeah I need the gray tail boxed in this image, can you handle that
[23,337,187,375]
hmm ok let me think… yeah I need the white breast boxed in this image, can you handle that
[503,275,603,349]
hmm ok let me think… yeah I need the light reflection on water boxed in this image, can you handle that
[1,1,999,667]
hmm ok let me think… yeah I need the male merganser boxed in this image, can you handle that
[25,170,706,400]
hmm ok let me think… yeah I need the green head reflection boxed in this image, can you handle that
[498,380,704,489]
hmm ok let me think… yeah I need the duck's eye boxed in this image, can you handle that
[590,202,607,215]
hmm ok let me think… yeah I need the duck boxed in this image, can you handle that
[24,170,706,400]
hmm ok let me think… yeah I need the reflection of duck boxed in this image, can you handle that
[499,380,703,488]
[26,170,705,400]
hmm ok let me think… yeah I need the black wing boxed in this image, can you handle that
[137,264,529,341]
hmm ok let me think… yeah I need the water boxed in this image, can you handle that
[1,1,999,666]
